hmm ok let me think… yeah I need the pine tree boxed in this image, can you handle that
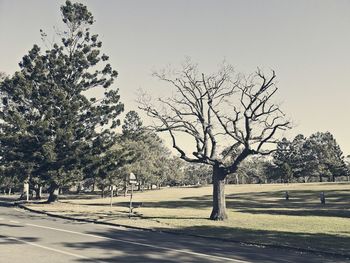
[273,138,294,182]
[0,1,124,202]
[122,110,144,140]
[306,132,347,182]
[120,111,170,190]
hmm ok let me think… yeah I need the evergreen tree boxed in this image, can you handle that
[122,110,144,140]
[183,163,212,185]
[273,138,294,182]
[306,132,348,182]
[120,111,171,190]
[272,132,348,183]
[0,1,124,202]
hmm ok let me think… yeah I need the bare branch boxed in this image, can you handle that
[138,63,290,176]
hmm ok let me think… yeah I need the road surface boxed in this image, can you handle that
[0,202,346,262]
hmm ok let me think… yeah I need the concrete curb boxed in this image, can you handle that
[13,202,350,260]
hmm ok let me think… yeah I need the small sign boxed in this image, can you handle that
[129,173,137,184]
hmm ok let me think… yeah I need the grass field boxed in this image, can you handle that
[23,182,350,255]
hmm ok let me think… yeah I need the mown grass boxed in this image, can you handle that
[24,182,350,255]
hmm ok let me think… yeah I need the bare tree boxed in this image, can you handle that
[139,62,290,220]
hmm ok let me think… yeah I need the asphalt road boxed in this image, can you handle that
[0,202,346,263]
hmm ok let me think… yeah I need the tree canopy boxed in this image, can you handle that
[0,0,124,201]
[273,132,348,183]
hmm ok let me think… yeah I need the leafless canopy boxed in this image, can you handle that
[138,62,290,175]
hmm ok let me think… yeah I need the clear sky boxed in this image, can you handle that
[0,0,349,155]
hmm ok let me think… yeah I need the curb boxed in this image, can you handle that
[14,202,350,260]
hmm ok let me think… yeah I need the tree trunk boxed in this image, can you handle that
[210,165,228,221]
[101,186,105,198]
[92,180,96,193]
[76,183,82,194]
[8,188,11,195]
[124,178,127,196]
[47,184,59,203]
[22,182,30,201]
[319,175,322,182]
[35,186,42,200]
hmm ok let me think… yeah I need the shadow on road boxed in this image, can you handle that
[59,226,348,263]
[0,223,23,228]
[0,196,18,207]
[175,225,350,256]
[0,235,40,245]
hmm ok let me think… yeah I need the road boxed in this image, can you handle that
[0,202,346,263]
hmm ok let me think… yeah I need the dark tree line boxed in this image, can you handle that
[271,132,349,183]
[225,132,349,184]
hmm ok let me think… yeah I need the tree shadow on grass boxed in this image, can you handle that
[59,193,104,200]
[176,225,350,257]
[135,200,212,209]
[225,189,350,218]
[137,188,350,218]
[70,202,128,207]
[141,216,209,220]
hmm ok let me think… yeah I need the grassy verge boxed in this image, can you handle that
[23,182,350,255]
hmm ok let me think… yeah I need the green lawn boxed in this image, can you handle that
[24,182,350,255]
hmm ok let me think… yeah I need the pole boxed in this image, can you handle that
[129,184,133,218]
[24,182,29,202]
[26,185,29,201]
[110,186,114,207]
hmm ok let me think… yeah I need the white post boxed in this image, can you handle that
[128,173,137,219]
[129,184,133,218]
[110,186,114,207]
[24,182,29,202]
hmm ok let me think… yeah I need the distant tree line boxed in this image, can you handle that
[271,132,349,183]
[224,132,349,184]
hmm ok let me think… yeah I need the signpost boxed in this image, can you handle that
[24,181,29,202]
[110,185,116,207]
[129,172,137,218]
